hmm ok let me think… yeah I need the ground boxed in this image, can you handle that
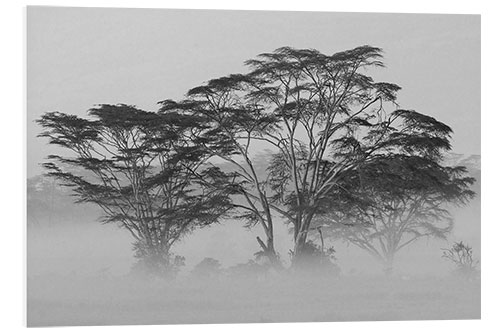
[27,273,480,326]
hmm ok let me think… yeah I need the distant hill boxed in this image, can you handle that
[27,153,481,227]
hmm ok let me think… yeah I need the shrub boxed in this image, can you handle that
[442,241,479,280]
[191,257,222,279]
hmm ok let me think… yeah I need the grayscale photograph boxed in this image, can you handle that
[27,6,481,327]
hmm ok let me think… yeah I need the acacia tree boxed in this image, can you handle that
[37,104,231,276]
[173,45,459,266]
[315,155,475,274]
[159,78,285,267]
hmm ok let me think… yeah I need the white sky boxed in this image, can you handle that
[27,7,480,177]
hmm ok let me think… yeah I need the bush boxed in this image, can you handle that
[442,241,479,280]
[130,245,185,280]
[191,257,222,279]
[226,259,270,280]
[293,241,340,276]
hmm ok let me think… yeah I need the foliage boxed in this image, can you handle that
[291,240,340,276]
[37,105,231,276]
[226,259,271,280]
[191,257,223,279]
[131,252,186,279]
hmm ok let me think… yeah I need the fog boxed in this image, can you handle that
[27,200,480,326]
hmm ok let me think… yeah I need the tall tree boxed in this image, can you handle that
[159,82,284,266]
[242,46,441,264]
[37,104,231,276]
[175,45,460,266]
[315,155,475,274]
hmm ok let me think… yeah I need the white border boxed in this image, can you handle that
[2,0,498,332]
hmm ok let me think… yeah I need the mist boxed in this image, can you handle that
[27,199,480,326]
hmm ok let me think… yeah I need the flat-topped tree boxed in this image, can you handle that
[241,46,415,264]
[37,104,231,276]
[159,79,284,267]
[315,154,475,275]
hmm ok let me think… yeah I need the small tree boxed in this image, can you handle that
[37,104,231,276]
[317,155,475,275]
[442,241,479,280]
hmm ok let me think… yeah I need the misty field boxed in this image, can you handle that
[27,273,479,326]
[27,215,480,327]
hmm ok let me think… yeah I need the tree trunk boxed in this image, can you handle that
[132,240,174,278]
[383,253,395,277]
[292,212,315,265]
[256,236,282,269]
[291,231,309,268]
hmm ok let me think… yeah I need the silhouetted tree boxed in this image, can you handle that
[160,79,284,267]
[173,45,463,267]
[316,155,475,274]
[37,104,231,276]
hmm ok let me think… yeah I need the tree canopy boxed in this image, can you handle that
[315,155,475,273]
[37,104,231,275]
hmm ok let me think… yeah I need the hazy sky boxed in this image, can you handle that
[27,7,480,177]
